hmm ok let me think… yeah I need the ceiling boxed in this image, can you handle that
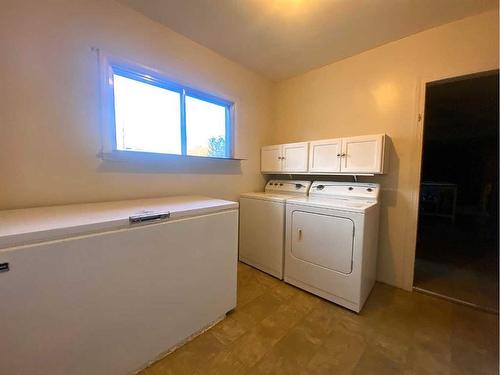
[118,0,498,81]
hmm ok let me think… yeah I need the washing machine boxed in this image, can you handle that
[239,180,312,279]
[284,181,380,312]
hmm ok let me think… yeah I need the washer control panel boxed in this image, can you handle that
[265,180,312,195]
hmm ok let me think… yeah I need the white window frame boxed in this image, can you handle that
[97,51,235,161]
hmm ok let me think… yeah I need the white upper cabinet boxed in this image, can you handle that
[308,139,342,173]
[261,145,282,173]
[282,142,309,172]
[261,134,386,175]
[341,134,385,174]
[261,142,309,173]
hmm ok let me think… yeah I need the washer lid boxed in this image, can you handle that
[286,196,377,213]
[240,192,295,202]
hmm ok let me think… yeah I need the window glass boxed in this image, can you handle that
[186,96,227,157]
[113,74,181,154]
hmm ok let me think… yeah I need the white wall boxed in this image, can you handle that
[271,10,499,289]
[0,0,273,209]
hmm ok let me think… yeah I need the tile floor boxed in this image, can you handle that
[140,262,499,375]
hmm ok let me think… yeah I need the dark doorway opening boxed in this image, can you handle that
[414,70,499,312]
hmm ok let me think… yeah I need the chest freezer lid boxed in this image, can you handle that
[0,195,238,250]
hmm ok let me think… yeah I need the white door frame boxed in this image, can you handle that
[402,66,499,291]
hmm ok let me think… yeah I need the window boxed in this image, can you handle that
[107,63,233,159]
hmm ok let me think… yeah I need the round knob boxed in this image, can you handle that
[348,187,354,191]
[367,188,373,192]
[316,185,325,190]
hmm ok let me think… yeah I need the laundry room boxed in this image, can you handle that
[0,1,498,374]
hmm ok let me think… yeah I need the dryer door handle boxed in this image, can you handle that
[298,229,303,241]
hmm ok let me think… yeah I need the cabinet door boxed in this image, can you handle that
[308,139,342,173]
[282,142,309,172]
[341,134,384,173]
[261,145,282,172]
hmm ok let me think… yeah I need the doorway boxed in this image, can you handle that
[413,70,499,312]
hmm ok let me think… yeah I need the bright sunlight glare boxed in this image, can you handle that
[113,74,181,154]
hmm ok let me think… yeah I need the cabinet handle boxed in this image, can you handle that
[341,153,346,157]
[337,153,341,157]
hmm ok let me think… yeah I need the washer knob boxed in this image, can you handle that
[367,188,373,192]
[348,187,354,191]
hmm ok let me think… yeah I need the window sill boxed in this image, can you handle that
[97,150,244,175]
[99,150,246,162]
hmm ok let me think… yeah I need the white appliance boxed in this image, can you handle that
[0,196,238,375]
[239,180,312,279]
[284,181,380,312]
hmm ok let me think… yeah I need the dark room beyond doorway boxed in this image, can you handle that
[414,70,499,313]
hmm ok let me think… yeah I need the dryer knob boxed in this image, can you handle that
[295,184,303,189]
[367,188,373,192]
[348,187,354,191]
[316,185,325,190]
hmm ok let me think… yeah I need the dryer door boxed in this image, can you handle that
[291,211,354,274]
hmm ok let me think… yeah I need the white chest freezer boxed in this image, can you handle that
[0,195,238,375]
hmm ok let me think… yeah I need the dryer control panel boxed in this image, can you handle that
[265,180,312,195]
[309,181,380,201]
